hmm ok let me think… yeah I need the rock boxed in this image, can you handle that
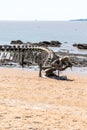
[36,41,50,47]
[50,41,62,47]
[10,40,23,45]
[73,43,78,47]
[33,41,62,47]
[73,43,87,49]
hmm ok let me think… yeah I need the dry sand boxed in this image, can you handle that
[0,67,87,130]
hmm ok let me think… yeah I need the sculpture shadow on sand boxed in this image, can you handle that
[45,74,74,81]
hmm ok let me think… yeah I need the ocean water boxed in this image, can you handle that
[0,21,87,54]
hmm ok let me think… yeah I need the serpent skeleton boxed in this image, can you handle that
[0,44,72,77]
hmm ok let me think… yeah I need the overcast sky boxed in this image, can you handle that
[0,0,87,21]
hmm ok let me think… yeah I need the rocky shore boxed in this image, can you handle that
[56,51,87,67]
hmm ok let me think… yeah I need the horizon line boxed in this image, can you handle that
[0,18,87,22]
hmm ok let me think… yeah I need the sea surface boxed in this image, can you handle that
[0,21,87,54]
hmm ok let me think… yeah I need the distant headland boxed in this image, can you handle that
[70,19,87,21]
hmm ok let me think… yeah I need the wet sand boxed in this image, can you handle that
[0,67,87,130]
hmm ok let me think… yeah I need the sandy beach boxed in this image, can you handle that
[0,67,87,130]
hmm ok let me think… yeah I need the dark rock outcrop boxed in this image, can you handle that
[10,40,23,45]
[33,41,62,47]
[10,40,62,47]
[73,43,87,49]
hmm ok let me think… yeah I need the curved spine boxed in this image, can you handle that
[0,44,56,66]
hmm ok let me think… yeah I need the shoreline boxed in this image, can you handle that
[0,65,87,75]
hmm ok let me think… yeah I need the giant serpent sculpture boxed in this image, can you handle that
[0,44,72,77]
